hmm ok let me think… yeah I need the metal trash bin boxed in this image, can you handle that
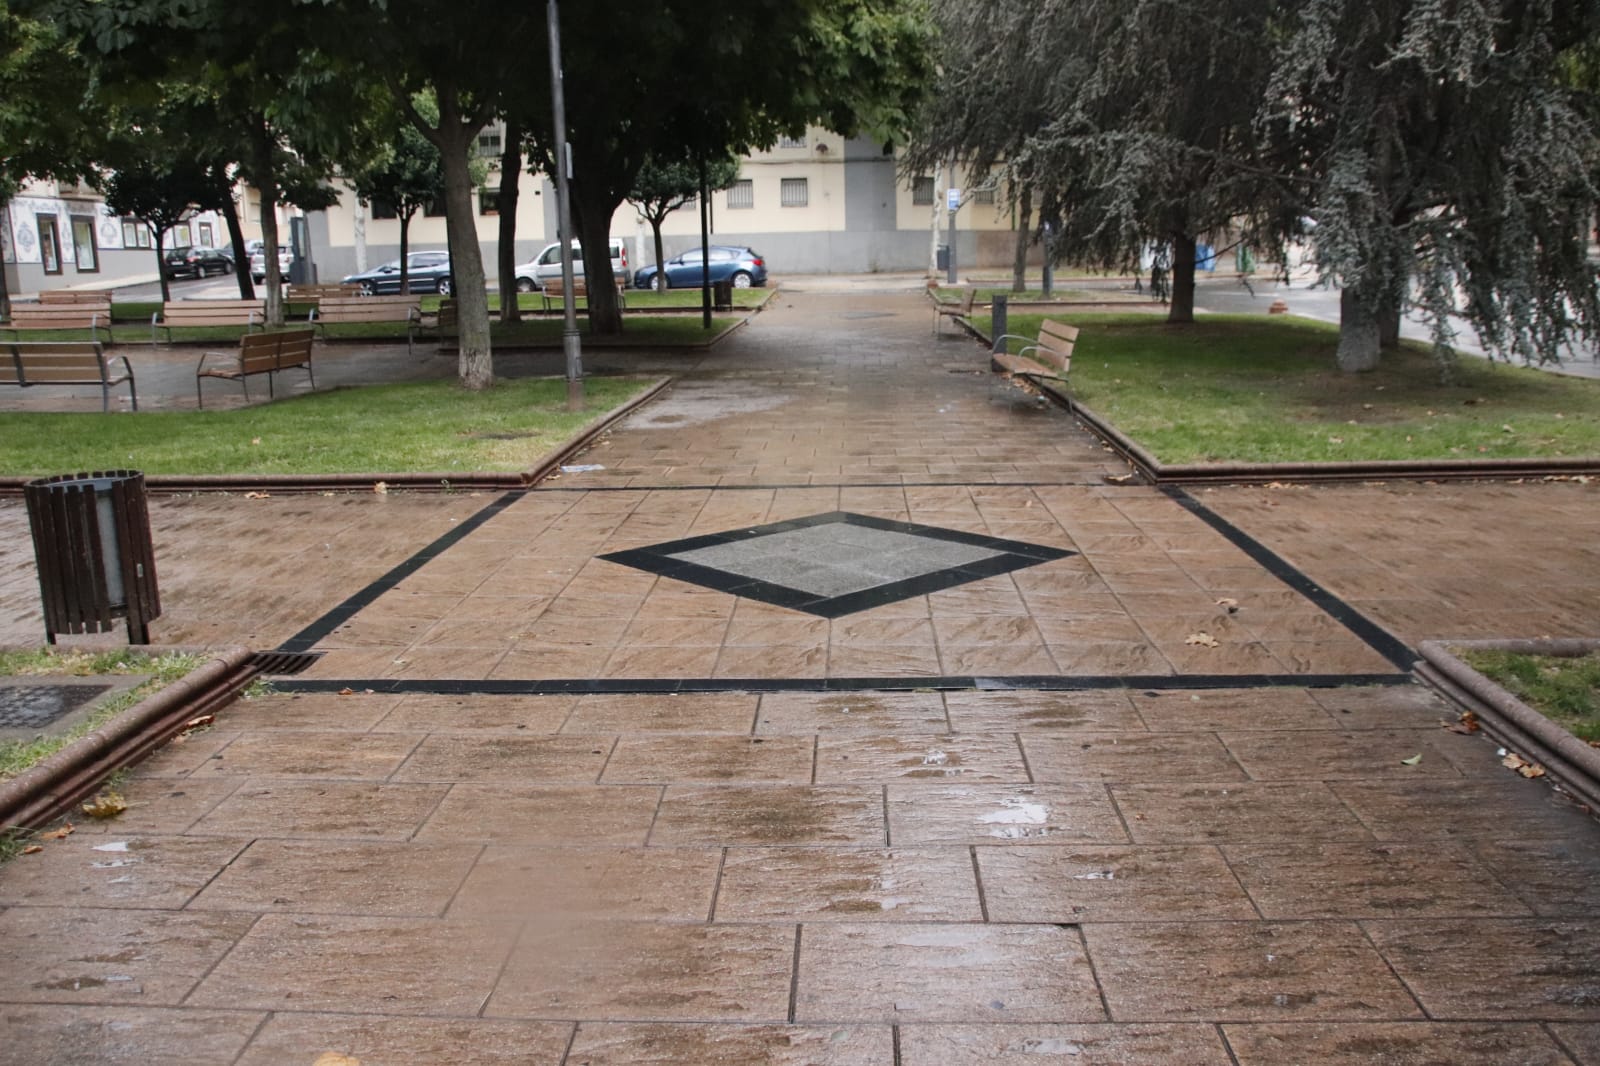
[24,470,160,645]
[936,244,950,271]
[712,279,734,311]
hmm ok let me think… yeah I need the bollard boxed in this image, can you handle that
[991,294,1008,354]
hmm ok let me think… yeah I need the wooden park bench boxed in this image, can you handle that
[151,299,265,347]
[309,294,425,352]
[930,283,977,335]
[0,341,136,412]
[540,275,627,314]
[286,283,361,313]
[195,329,316,408]
[991,318,1077,385]
[4,298,114,344]
[409,299,457,351]
[38,290,113,305]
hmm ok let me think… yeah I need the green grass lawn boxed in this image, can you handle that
[0,376,653,476]
[1460,649,1600,742]
[974,312,1600,463]
[0,649,206,781]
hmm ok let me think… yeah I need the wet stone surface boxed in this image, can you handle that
[0,290,1597,1061]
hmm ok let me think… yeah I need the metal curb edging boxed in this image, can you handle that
[1415,638,1600,811]
[0,646,258,832]
[0,376,673,497]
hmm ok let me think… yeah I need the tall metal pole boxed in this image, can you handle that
[548,0,583,409]
[699,156,712,330]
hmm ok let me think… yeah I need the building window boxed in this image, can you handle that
[169,223,192,248]
[778,134,807,149]
[912,176,934,206]
[70,215,99,272]
[477,129,503,158]
[973,186,996,205]
[727,179,753,209]
[479,189,500,216]
[136,222,152,249]
[198,221,214,247]
[37,215,62,274]
[780,177,809,208]
[425,195,448,217]
[369,198,398,220]
[121,220,138,247]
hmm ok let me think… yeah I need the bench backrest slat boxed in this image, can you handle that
[9,305,109,327]
[235,333,286,375]
[4,342,111,384]
[315,295,420,323]
[38,291,111,305]
[1030,319,1076,373]
[273,330,315,368]
[162,300,264,324]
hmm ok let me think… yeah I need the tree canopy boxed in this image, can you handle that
[910,0,1600,371]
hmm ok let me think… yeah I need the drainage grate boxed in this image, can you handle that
[0,684,113,730]
[249,651,324,676]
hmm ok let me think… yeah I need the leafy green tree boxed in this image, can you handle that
[0,6,101,316]
[626,153,740,290]
[1268,0,1600,372]
[98,151,220,304]
[527,0,935,335]
[348,99,450,295]
[907,0,1299,324]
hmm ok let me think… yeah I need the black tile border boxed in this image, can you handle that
[271,672,1413,696]
[598,510,1075,619]
[276,490,526,654]
[1163,486,1415,670]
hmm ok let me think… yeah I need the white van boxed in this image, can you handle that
[513,238,628,292]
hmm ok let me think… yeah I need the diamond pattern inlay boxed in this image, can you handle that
[600,511,1075,618]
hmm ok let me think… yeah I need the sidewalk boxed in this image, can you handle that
[1,290,1598,1063]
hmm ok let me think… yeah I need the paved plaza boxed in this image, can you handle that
[0,287,1598,1063]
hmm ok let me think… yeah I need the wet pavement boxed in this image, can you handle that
[1,285,1599,1063]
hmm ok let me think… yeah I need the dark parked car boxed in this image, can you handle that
[342,251,453,295]
[162,245,233,279]
[634,245,767,290]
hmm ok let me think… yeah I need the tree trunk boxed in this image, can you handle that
[497,117,523,322]
[221,195,254,300]
[249,116,285,327]
[1168,232,1197,324]
[1336,287,1382,372]
[1011,185,1032,293]
[650,214,666,288]
[153,232,172,306]
[573,181,623,335]
[435,91,493,389]
[398,212,412,294]
[1378,295,1401,349]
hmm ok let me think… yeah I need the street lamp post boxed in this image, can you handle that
[548,0,583,409]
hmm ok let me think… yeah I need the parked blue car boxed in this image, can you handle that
[634,245,768,290]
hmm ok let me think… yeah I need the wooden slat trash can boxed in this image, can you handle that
[24,471,160,645]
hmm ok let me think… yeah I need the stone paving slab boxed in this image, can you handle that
[0,290,1597,1061]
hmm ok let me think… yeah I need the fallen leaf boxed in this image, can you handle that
[1103,473,1135,484]
[184,714,215,730]
[373,481,388,495]
[39,823,74,840]
[81,793,127,819]
[244,491,270,500]
[250,437,262,445]
[1185,632,1220,648]
[1501,424,1515,433]
[1327,436,1344,444]
[313,1054,362,1066]
[1442,711,1480,735]
[1215,597,1239,613]
[338,687,356,696]
[1501,752,1548,778]
[21,844,42,855]
[1400,754,1422,766]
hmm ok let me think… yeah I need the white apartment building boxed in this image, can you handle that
[3,128,1031,296]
